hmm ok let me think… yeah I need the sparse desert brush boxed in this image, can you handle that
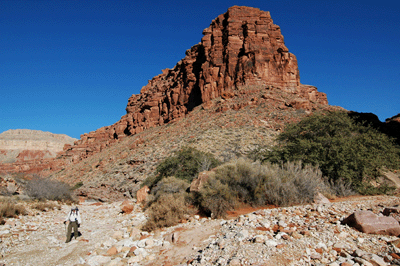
[145,146,221,188]
[0,198,27,218]
[32,201,61,212]
[25,175,74,202]
[262,161,330,206]
[142,192,194,231]
[149,176,190,202]
[195,158,330,217]
[213,158,268,205]
[196,175,237,218]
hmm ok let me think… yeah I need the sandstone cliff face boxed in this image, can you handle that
[63,6,328,163]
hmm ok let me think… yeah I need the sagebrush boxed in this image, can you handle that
[25,176,74,201]
[142,193,194,231]
[195,158,330,217]
[144,146,221,188]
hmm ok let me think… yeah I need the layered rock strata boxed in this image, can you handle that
[62,6,328,163]
[0,129,77,174]
[0,129,76,164]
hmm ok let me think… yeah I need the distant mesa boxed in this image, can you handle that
[0,129,77,164]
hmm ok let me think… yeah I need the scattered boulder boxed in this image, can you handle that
[343,210,400,236]
[120,200,134,214]
[136,186,150,204]
[106,246,118,256]
[314,192,331,204]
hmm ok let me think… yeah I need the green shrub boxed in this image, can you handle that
[145,146,221,187]
[357,183,396,195]
[262,111,400,193]
[25,176,74,202]
[142,192,194,231]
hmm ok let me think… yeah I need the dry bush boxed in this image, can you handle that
[213,158,268,205]
[197,158,330,217]
[32,201,61,212]
[329,179,355,197]
[263,161,330,206]
[149,176,190,202]
[142,193,194,231]
[0,198,27,219]
[197,176,237,218]
[25,176,73,202]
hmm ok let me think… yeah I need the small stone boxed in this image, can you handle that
[315,248,324,254]
[310,253,322,260]
[112,231,123,241]
[265,240,278,247]
[292,231,302,239]
[253,235,264,243]
[353,249,367,257]
[137,239,146,248]
[229,258,241,266]
[145,238,154,248]
[362,254,388,266]
[127,256,141,263]
[389,253,400,259]
[120,200,134,214]
[338,232,348,239]
[133,247,148,257]
[126,246,137,257]
[129,228,141,239]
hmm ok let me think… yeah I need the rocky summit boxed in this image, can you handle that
[59,6,328,165]
[42,6,339,201]
[0,6,335,199]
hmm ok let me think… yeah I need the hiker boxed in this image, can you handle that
[64,207,81,243]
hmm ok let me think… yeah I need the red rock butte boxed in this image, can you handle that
[61,6,328,162]
[0,6,330,174]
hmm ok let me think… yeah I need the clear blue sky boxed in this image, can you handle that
[1,0,399,139]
